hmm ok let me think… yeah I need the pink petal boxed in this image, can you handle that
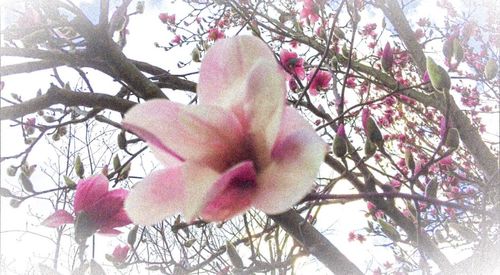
[74,175,109,212]
[112,245,130,262]
[100,207,132,230]
[41,210,74,228]
[236,60,286,168]
[125,166,185,225]
[253,107,327,214]
[97,228,122,236]
[200,161,257,221]
[85,189,130,229]
[124,163,221,225]
[197,36,277,108]
[123,100,245,170]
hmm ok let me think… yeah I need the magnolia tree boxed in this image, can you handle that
[1,0,499,274]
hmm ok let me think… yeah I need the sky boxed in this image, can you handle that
[1,0,499,274]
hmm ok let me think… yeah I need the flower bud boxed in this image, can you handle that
[0,187,13,198]
[333,124,348,158]
[117,131,127,150]
[63,175,76,189]
[58,126,67,136]
[43,115,55,123]
[25,127,35,135]
[75,155,84,178]
[378,219,400,241]
[226,241,244,268]
[426,57,451,92]
[128,225,139,246]
[364,139,377,158]
[342,44,349,57]
[442,37,454,61]
[10,199,22,208]
[452,39,463,64]
[405,148,415,173]
[19,172,35,193]
[333,136,348,158]
[184,239,196,247]
[381,42,393,72]
[425,179,438,199]
[191,47,201,62]
[113,155,121,171]
[52,133,60,141]
[333,27,345,39]
[366,117,384,149]
[135,1,145,14]
[119,163,131,180]
[445,128,460,150]
[484,59,498,80]
[6,165,17,177]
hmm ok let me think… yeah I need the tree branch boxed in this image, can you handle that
[270,210,363,275]
[0,86,135,120]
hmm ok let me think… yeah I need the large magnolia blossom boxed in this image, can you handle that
[42,175,131,240]
[123,36,327,225]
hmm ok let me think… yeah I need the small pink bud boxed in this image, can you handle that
[381,42,393,72]
[337,123,346,138]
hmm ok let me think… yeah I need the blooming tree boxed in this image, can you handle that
[1,0,499,274]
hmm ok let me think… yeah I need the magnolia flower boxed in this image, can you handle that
[123,36,327,224]
[159,13,175,25]
[307,70,332,95]
[208,28,225,41]
[171,35,181,45]
[42,175,131,240]
[299,0,320,24]
[111,245,130,263]
[279,50,305,79]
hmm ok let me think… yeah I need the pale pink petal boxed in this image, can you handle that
[125,166,186,225]
[97,228,122,236]
[74,175,109,213]
[86,189,129,228]
[124,163,221,225]
[197,36,277,108]
[112,245,130,262]
[181,162,222,221]
[254,108,327,214]
[41,210,74,227]
[200,161,257,221]
[123,100,245,170]
[235,60,286,168]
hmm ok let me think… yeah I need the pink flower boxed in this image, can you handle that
[346,77,356,88]
[208,28,225,41]
[439,156,453,167]
[307,70,332,95]
[159,13,175,25]
[280,50,305,79]
[111,245,130,263]
[171,35,181,44]
[299,0,320,24]
[122,36,327,224]
[348,231,356,241]
[42,175,131,240]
